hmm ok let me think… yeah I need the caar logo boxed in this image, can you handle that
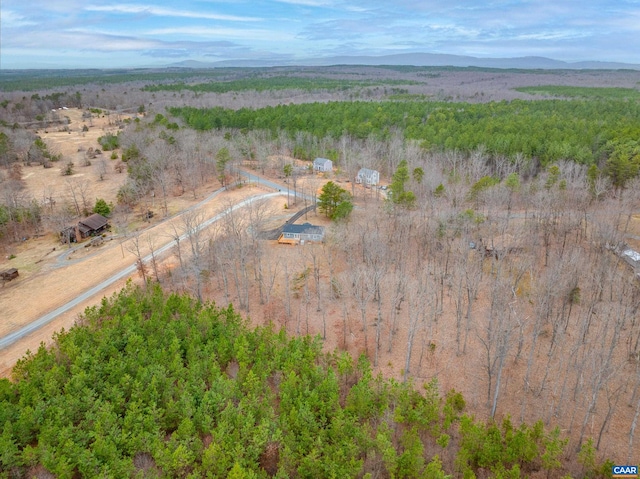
[612,465,638,478]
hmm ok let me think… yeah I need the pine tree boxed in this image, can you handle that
[93,198,111,217]
[317,181,353,220]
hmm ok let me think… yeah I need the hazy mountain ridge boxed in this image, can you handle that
[170,53,640,70]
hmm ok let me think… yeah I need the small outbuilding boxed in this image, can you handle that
[278,223,325,245]
[481,234,516,257]
[313,158,333,172]
[356,168,380,186]
[60,226,78,244]
[1,268,19,283]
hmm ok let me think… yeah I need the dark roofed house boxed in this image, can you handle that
[78,213,109,238]
[278,222,325,245]
[61,213,109,243]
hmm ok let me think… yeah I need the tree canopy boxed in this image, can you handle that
[169,97,640,175]
[0,284,599,478]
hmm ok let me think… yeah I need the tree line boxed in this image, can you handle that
[515,85,640,100]
[143,76,417,94]
[168,98,640,185]
[1,71,638,473]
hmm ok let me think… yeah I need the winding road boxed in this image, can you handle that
[0,191,285,350]
[0,167,308,366]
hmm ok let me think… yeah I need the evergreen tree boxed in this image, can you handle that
[317,181,353,220]
[605,138,640,189]
[389,160,416,208]
[93,198,111,217]
[216,147,232,186]
[0,285,603,477]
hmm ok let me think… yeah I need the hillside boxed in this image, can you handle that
[0,285,609,478]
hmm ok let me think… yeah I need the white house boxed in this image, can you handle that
[313,157,333,172]
[356,168,380,186]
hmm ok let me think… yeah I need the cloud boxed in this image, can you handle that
[141,49,191,58]
[272,0,336,6]
[511,30,590,42]
[2,0,85,13]
[3,27,159,51]
[2,0,640,68]
[142,46,250,59]
[85,4,262,22]
[145,27,294,41]
[1,10,37,27]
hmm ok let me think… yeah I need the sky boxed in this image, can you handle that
[1,0,640,69]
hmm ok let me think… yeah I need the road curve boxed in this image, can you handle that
[0,191,286,350]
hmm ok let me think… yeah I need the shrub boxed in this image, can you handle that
[62,161,74,176]
[97,133,120,151]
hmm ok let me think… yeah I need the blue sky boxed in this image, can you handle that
[1,0,639,69]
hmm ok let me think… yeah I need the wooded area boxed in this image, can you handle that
[1,66,639,476]
[0,284,611,478]
[169,98,640,171]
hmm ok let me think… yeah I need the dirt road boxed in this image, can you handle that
[0,185,285,378]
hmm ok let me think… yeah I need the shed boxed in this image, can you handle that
[356,168,380,186]
[1,268,19,282]
[313,158,333,172]
[60,226,78,243]
[278,223,325,245]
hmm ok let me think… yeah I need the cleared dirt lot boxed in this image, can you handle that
[27,108,126,196]
[1,110,127,278]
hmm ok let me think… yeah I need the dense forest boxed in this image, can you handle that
[0,284,610,478]
[168,99,640,184]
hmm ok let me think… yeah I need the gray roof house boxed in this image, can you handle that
[356,168,380,186]
[278,223,325,245]
[621,248,640,273]
[313,157,333,172]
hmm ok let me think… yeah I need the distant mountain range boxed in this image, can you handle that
[169,53,640,70]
